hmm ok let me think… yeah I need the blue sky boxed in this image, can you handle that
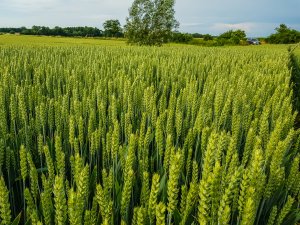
[0,0,299,37]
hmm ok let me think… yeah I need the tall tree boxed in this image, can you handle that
[125,0,179,46]
[217,29,246,45]
[267,24,300,44]
[103,19,123,37]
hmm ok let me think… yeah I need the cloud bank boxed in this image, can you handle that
[0,0,299,36]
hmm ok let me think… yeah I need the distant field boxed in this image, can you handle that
[0,34,127,46]
[0,34,195,47]
[0,34,296,49]
[0,35,299,225]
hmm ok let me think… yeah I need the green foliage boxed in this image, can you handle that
[103,19,123,37]
[217,29,246,45]
[125,0,179,46]
[267,24,300,44]
[171,32,193,43]
[0,26,104,37]
[10,212,21,225]
[203,34,213,41]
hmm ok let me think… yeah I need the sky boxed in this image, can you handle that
[0,0,299,37]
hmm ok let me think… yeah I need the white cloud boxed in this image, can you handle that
[211,22,256,33]
[81,15,117,20]
[181,22,205,27]
[0,0,299,36]
[2,0,60,11]
[1,0,131,13]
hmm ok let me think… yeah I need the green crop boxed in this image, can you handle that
[0,40,299,225]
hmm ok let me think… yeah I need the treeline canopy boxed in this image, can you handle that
[0,26,105,37]
[267,24,300,44]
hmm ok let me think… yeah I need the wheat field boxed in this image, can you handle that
[0,37,299,225]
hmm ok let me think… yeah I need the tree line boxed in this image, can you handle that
[1,0,299,47]
[2,23,299,46]
[0,26,108,37]
[0,25,195,43]
[266,24,300,44]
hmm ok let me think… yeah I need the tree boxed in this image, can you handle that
[267,24,300,44]
[171,32,193,43]
[217,29,246,45]
[192,33,204,38]
[203,34,213,41]
[103,20,123,37]
[124,0,179,46]
[275,24,289,33]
